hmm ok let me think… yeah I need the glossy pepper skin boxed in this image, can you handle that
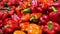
[1,6,15,15]
[39,14,49,25]
[13,30,26,34]
[0,0,60,34]
[2,18,19,34]
[7,0,19,6]
[49,6,60,24]
[40,0,54,6]
[0,11,4,20]
[19,22,30,31]
[16,6,22,17]
[11,14,20,22]
[0,2,4,9]
[0,7,14,20]
[42,21,59,34]
[25,24,42,34]
[8,6,15,15]
[38,0,54,12]
[21,14,31,21]
[0,10,8,20]
[30,0,39,13]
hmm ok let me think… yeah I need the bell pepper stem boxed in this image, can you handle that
[51,6,57,12]
[48,21,53,29]
[30,16,38,23]
[4,24,10,28]
[23,8,31,14]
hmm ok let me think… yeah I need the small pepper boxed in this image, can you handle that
[49,6,60,24]
[11,14,20,22]
[42,21,59,34]
[13,30,26,34]
[26,24,42,34]
[16,6,22,17]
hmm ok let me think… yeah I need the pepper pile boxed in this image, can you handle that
[0,0,60,34]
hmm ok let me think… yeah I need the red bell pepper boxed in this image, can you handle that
[19,22,30,31]
[40,0,54,6]
[1,6,14,16]
[16,6,22,17]
[19,0,28,9]
[0,11,4,19]
[30,0,38,13]
[21,14,31,21]
[11,0,19,5]
[7,0,19,6]
[49,6,60,24]
[11,14,20,22]
[8,10,14,15]
[42,21,59,34]
[39,14,49,25]
[3,18,19,34]
[8,6,15,15]
[0,7,15,20]
[3,0,9,2]
[30,0,44,13]
[2,25,14,34]
[3,18,18,29]
[0,2,4,9]
[1,10,8,20]
[30,6,37,13]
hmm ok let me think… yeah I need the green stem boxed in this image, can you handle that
[23,8,31,14]
[4,24,10,28]
[30,16,38,23]
[51,6,57,12]
[2,7,11,10]
[30,16,35,21]
[48,21,53,29]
